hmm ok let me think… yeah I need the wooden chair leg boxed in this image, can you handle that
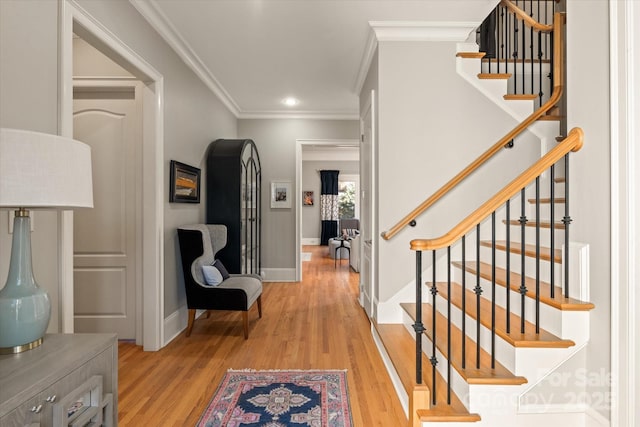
[257,295,262,318]
[186,309,196,337]
[242,311,249,340]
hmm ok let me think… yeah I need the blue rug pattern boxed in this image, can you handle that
[197,370,353,427]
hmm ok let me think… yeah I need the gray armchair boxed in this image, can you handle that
[177,224,262,339]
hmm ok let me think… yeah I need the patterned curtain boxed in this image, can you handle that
[320,170,339,245]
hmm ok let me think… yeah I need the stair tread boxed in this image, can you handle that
[527,197,566,204]
[374,323,481,422]
[480,240,562,262]
[426,282,574,348]
[452,261,595,311]
[457,52,485,58]
[504,94,538,100]
[503,219,566,229]
[555,177,566,183]
[401,302,527,384]
[478,73,512,80]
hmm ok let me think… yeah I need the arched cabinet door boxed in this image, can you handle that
[205,139,261,275]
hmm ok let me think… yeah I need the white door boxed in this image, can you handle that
[72,85,141,339]
[360,91,376,319]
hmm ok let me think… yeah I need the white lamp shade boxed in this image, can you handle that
[0,128,93,208]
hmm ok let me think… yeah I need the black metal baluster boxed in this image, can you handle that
[506,200,511,333]
[462,235,467,369]
[519,188,528,333]
[514,2,527,93]
[535,177,541,333]
[499,6,504,74]
[431,250,438,405]
[491,212,496,368]
[549,29,555,96]
[475,224,482,369]
[447,245,452,404]
[504,10,515,81]
[530,1,535,95]
[415,251,424,384]
[550,165,556,298]
[538,31,544,107]
[563,154,572,298]
[513,10,519,93]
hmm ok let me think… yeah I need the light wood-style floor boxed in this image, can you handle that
[118,245,407,426]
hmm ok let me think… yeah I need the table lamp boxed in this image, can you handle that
[0,128,93,354]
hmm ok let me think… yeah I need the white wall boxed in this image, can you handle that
[238,119,359,269]
[374,40,540,302]
[566,0,612,423]
[73,37,132,77]
[0,0,238,330]
[0,0,65,333]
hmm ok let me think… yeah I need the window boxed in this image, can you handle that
[338,175,359,219]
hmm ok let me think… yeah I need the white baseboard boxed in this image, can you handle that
[262,268,297,282]
[371,324,409,417]
[586,406,611,427]
[163,306,206,346]
[302,238,320,245]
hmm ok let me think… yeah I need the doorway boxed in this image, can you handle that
[295,139,359,282]
[59,1,164,350]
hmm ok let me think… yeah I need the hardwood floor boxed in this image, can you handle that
[118,245,407,426]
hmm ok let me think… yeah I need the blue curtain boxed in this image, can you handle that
[320,170,339,245]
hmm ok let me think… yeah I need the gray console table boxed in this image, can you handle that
[0,333,117,427]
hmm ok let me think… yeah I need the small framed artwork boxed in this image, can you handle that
[170,160,201,203]
[271,180,292,208]
[302,191,314,206]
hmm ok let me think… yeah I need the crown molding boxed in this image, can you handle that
[130,0,241,117]
[369,21,479,42]
[354,21,480,95]
[238,110,359,120]
[353,29,378,98]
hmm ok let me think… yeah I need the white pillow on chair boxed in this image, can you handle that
[202,265,224,286]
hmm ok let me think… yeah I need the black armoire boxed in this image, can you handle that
[205,139,261,275]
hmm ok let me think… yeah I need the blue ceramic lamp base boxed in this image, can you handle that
[0,210,51,354]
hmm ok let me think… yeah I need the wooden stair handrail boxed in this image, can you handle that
[500,0,553,33]
[410,127,583,251]
[381,12,564,241]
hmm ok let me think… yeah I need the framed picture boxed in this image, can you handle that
[271,180,292,208]
[302,191,314,206]
[170,160,201,203]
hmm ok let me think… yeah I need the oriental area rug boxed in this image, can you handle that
[196,370,353,427]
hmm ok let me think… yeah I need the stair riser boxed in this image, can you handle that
[480,62,551,78]
[477,245,563,284]
[527,202,567,222]
[423,293,518,372]
[451,269,564,337]
[505,224,568,249]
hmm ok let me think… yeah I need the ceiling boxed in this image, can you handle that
[132,0,493,119]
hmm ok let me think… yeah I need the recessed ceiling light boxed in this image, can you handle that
[282,97,299,107]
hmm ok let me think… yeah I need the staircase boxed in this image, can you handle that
[374,2,595,426]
